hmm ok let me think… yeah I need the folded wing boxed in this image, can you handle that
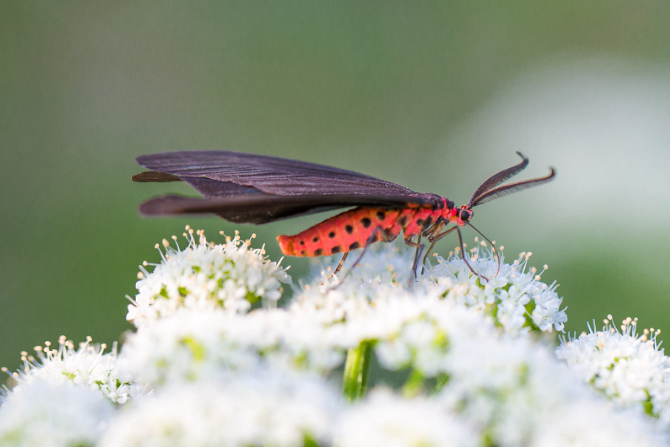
[134,151,433,224]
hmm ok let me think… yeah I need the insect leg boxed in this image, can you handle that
[457,228,489,282]
[335,227,389,286]
[404,235,425,285]
[422,225,458,270]
[328,252,349,279]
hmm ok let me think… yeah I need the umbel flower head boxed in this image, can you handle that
[311,240,567,337]
[127,227,291,326]
[3,227,669,447]
[98,369,341,447]
[120,236,571,386]
[334,389,477,447]
[556,315,670,428]
[0,381,113,447]
[1,336,141,404]
[421,240,567,335]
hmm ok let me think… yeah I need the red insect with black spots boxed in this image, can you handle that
[133,151,555,281]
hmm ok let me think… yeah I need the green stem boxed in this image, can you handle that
[342,341,373,401]
[401,369,425,397]
[431,373,450,394]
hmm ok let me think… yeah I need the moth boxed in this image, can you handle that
[133,151,555,281]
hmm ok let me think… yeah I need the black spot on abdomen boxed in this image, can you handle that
[314,248,323,256]
[328,231,336,238]
[377,211,386,221]
[349,242,360,250]
[331,245,341,254]
[345,225,354,234]
[361,217,371,228]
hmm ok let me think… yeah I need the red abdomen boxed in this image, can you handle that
[277,207,407,257]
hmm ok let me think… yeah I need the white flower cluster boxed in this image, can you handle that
[0,381,113,447]
[556,315,670,428]
[127,227,290,325]
[2,229,669,447]
[335,389,477,447]
[122,242,568,382]
[1,336,141,404]
[98,370,340,447]
[433,309,665,447]
[421,240,567,335]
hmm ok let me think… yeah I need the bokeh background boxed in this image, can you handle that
[2,2,670,369]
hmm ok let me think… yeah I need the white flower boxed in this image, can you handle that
[309,242,415,286]
[533,401,668,447]
[335,389,477,447]
[422,243,567,335]
[98,370,340,447]
[2,336,142,404]
[120,241,568,383]
[119,308,266,385]
[433,311,665,446]
[119,304,351,384]
[128,227,291,326]
[0,381,113,447]
[556,316,670,428]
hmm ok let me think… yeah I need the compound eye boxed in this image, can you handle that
[460,210,471,221]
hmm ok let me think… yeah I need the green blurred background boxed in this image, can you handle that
[2,1,670,369]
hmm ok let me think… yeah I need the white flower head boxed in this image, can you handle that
[310,240,566,336]
[120,303,351,385]
[433,311,665,446]
[556,315,670,428]
[335,389,477,447]
[0,381,113,447]
[422,241,567,336]
[128,227,291,326]
[309,241,415,287]
[2,336,142,404]
[119,308,267,385]
[98,369,341,447]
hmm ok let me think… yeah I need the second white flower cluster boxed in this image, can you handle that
[1,227,669,447]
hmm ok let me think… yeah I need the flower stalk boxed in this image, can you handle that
[401,369,425,397]
[342,341,373,401]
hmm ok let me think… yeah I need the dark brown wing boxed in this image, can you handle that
[135,151,418,196]
[139,193,431,224]
[134,151,437,224]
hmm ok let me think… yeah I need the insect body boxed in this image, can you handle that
[133,151,555,281]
